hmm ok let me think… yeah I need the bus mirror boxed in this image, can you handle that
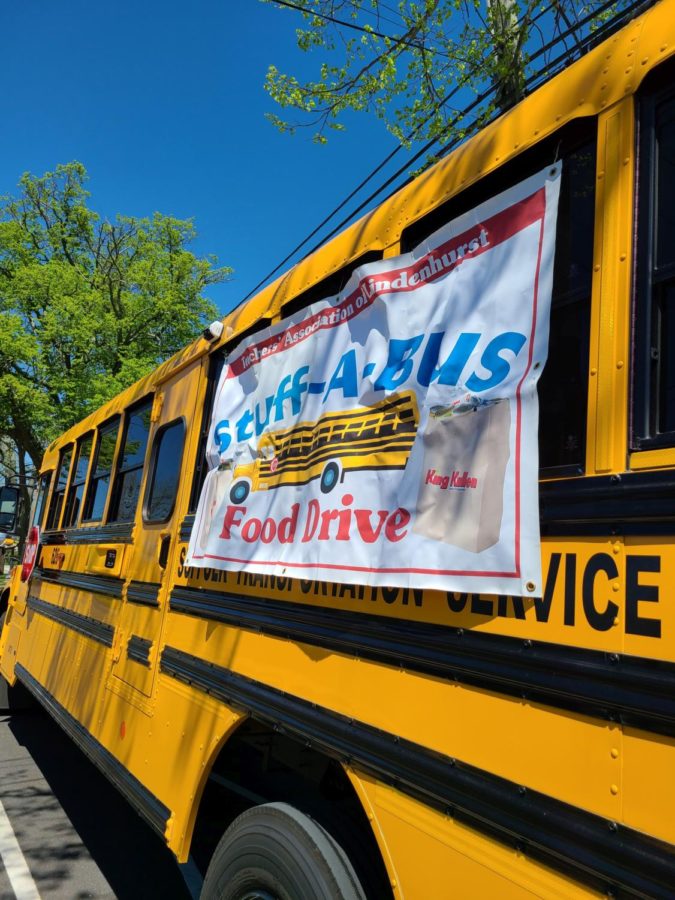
[0,486,20,536]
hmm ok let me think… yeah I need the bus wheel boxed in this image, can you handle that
[320,461,340,494]
[200,802,367,900]
[229,480,250,504]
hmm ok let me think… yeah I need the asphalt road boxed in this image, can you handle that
[0,706,197,899]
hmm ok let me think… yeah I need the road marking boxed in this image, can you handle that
[0,797,41,899]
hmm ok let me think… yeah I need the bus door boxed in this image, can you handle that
[110,363,199,699]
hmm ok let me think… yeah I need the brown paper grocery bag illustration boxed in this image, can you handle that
[198,464,234,551]
[413,400,511,553]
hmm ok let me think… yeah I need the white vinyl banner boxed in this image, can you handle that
[187,164,561,596]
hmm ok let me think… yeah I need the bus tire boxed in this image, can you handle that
[229,480,250,504]
[200,801,367,900]
[320,461,340,494]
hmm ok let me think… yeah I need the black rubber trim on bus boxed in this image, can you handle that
[27,595,114,647]
[35,566,124,600]
[168,585,675,739]
[541,470,675,535]
[127,635,152,667]
[15,663,170,837]
[127,581,161,608]
[41,522,134,545]
[180,516,195,543]
[159,645,675,899]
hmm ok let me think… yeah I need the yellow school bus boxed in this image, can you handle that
[228,390,419,503]
[3,3,675,896]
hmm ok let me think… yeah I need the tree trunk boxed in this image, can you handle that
[487,0,525,110]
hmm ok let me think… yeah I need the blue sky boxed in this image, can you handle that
[2,0,407,317]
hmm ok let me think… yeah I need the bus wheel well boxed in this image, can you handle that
[191,717,393,900]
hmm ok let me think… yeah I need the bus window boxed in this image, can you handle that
[33,472,52,530]
[144,419,186,523]
[62,432,93,528]
[189,353,225,513]
[400,122,596,476]
[280,251,383,319]
[83,418,120,523]
[634,77,675,448]
[537,139,595,473]
[108,399,153,523]
[45,445,73,531]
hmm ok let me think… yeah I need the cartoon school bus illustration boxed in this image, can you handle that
[228,390,419,503]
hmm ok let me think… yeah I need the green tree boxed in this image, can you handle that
[0,161,230,473]
[264,0,631,147]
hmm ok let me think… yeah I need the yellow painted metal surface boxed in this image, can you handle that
[3,3,675,896]
[356,774,601,900]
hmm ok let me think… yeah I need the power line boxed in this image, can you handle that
[305,0,644,254]
[270,0,445,55]
[243,0,644,302]
[241,0,556,301]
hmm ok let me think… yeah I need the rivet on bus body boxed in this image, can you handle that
[611,748,619,759]
[617,360,624,369]
[613,617,620,627]
[526,581,536,593]
[594,264,600,272]
[603,68,609,75]
[613,544,620,554]
[641,57,648,66]
[620,253,627,261]
[612,582,620,593]
[556,114,562,121]
[601,100,607,107]
[590,368,597,376]
[598,172,604,179]
[610,784,619,795]
[660,44,668,52]
[623,157,630,165]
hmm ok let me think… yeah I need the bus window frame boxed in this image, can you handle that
[143,416,187,525]
[45,444,74,531]
[189,352,226,514]
[632,76,675,451]
[82,415,122,524]
[33,471,53,531]
[107,395,154,525]
[62,431,94,529]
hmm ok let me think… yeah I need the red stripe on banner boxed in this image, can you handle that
[511,209,547,578]
[188,551,521,578]
[226,188,546,379]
